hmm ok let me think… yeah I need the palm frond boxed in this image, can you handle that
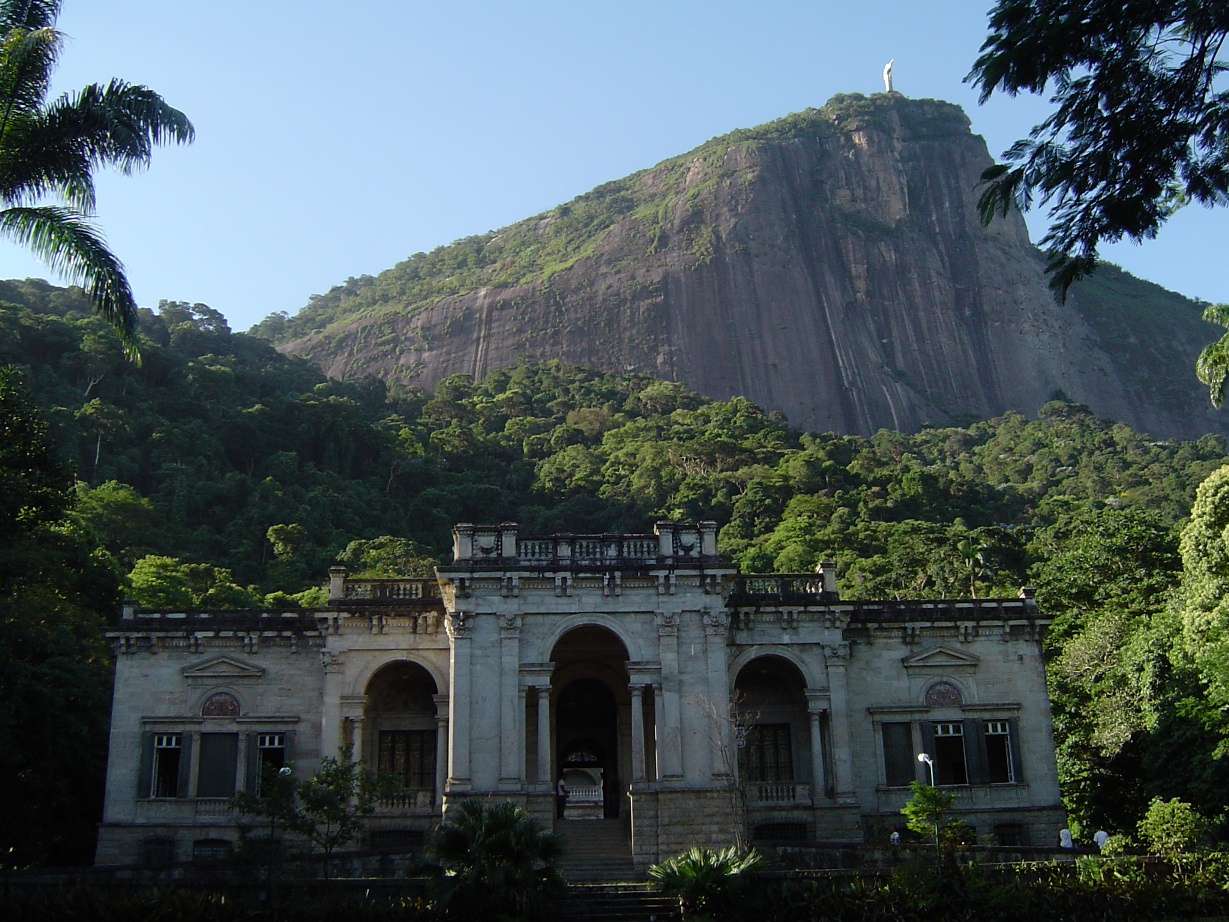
[0,25,59,134]
[0,204,140,361]
[0,0,61,33]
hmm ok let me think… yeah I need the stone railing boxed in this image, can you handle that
[376,789,435,812]
[749,782,810,804]
[732,573,836,602]
[194,798,234,818]
[450,521,721,566]
[565,784,603,803]
[340,579,441,601]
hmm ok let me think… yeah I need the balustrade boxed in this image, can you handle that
[750,781,809,804]
[375,789,435,812]
[342,579,440,601]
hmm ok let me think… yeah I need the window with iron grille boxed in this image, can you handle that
[744,723,793,782]
[378,730,436,790]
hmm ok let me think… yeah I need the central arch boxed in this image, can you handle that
[363,661,438,805]
[551,625,630,819]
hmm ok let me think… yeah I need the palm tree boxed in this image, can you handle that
[648,845,763,918]
[429,799,565,921]
[0,0,193,362]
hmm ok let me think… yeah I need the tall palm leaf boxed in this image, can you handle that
[0,0,193,361]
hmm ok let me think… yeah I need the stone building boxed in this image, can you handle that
[95,521,1064,868]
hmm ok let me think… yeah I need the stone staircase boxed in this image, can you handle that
[555,818,637,882]
[557,883,679,922]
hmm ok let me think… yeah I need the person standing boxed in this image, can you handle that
[556,778,568,819]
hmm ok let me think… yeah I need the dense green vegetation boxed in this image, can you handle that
[7,857,1229,921]
[6,280,1229,864]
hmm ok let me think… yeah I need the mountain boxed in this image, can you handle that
[268,93,1223,440]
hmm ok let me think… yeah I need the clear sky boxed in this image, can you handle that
[0,0,1222,333]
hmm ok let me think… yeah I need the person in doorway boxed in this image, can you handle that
[556,777,568,818]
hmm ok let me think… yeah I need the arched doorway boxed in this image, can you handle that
[734,656,810,802]
[364,661,438,807]
[551,626,630,819]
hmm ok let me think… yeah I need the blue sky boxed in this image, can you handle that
[0,0,1222,333]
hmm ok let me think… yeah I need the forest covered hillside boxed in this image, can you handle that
[6,282,1229,864]
[258,93,1224,441]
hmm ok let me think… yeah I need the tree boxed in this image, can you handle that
[969,1,1229,296]
[648,846,763,920]
[0,0,194,360]
[428,799,564,921]
[235,754,389,878]
[0,365,118,866]
[1138,797,1210,857]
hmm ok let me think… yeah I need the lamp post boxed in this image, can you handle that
[917,752,941,879]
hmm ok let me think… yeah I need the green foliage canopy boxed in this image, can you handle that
[969,0,1229,296]
[0,1,193,359]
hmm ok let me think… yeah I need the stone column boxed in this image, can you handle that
[703,610,732,783]
[340,694,365,761]
[319,650,346,765]
[433,694,449,808]
[499,615,522,787]
[805,692,829,801]
[536,685,552,785]
[655,613,683,780]
[446,612,472,791]
[630,685,646,782]
[825,644,856,802]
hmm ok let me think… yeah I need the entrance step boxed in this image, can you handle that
[558,883,679,922]
[555,818,637,882]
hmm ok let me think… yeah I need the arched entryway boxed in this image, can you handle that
[364,661,439,807]
[550,626,632,819]
[734,656,811,802]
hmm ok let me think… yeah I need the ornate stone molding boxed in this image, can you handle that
[446,612,472,639]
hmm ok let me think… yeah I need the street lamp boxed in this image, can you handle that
[917,752,941,879]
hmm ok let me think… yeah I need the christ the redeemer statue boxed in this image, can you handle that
[883,59,894,93]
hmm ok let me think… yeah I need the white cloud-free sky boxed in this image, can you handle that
[0,0,1222,333]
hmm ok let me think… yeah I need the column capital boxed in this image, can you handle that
[446,611,473,639]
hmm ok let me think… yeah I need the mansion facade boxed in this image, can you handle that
[96,522,1064,868]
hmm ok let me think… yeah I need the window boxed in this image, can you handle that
[881,722,915,786]
[197,732,238,797]
[378,730,436,790]
[984,720,1017,783]
[192,838,233,862]
[994,823,1027,847]
[257,732,287,775]
[743,723,793,783]
[245,731,291,793]
[152,733,184,797]
[932,722,968,785]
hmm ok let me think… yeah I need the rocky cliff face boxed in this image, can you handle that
[280,94,1223,439]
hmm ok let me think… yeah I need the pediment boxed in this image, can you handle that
[901,646,980,671]
[182,655,265,682]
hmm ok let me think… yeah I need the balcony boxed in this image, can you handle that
[340,579,441,602]
[748,781,810,804]
[374,788,436,814]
